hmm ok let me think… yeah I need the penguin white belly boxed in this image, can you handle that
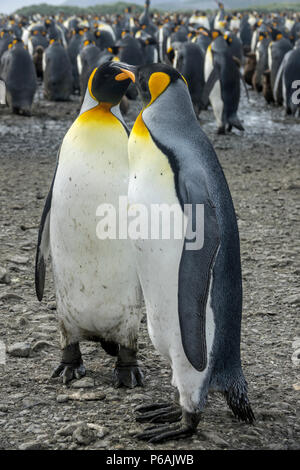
[50,106,141,346]
[128,129,184,359]
[205,46,224,128]
[128,118,216,411]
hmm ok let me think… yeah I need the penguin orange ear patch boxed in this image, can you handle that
[148,72,171,104]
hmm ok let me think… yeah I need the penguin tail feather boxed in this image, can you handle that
[224,383,255,424]
[228,114,244,131]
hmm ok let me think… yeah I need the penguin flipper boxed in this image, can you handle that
[35,157,59,301]
[178,179,220,372]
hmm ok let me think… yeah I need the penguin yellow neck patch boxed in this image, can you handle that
[88,67,98,101]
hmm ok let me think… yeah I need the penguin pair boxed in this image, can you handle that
[36,61,254,442]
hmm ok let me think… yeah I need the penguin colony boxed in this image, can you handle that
[0,2,299,443]
[0,3,299,120]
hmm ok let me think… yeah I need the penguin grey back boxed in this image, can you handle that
[44,41,73,101]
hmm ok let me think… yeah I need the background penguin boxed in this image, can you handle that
[77,39,113,99]
[204,35,244,134]
[35,61,144,387]
[0,37,37,115]
[67,26,84,94]
[239,14,252,54]
[33,45,44,80]
[43,38,73,101]
[172,41,205,116]
[27,26,48,57]
[252,32,271,92]
[192,27,211,55]
[267,32,292,105]
[113,61,254,442]
[279,40,300,116]
[0,29,13,59]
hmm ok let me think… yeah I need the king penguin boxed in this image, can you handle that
[112,61,254,442]
[204,34,244,134]
[35,61,144,388]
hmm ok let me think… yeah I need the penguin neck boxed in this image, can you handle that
[140,80,198,136]
[79,85,116,117]
[78,102,114,123]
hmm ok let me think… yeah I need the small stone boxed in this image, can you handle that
[291,349,300,367]
[32,340,55,352]
[7,342,31,358]
[284,294,300,306]
[0,404,9,412]
[18,440,47,450]
[293,382,300,391]
[67,391,106,401]
[17,316,29,327]
[71,377,95,389]
[292,338,300,350]
[93,439,110,449]
[257,408,284,421]
[56,394,69,403]
[47,301,56,310]
[7,255,29,265]
[0,267,11,285]
[199,431,229,448]
[72,424,96,446]
[86,423,108,439]
[0,292,24,302]
[56,422,84,437]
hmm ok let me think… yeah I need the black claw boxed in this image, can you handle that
[51,342,85,384]
[135,402,182,424]
[113,365,144,389]
[51,363,86,384]
[135,402,172,413]
[135,424,194,443]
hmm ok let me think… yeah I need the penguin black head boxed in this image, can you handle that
[88,61,134,106]
[111,62,187,106]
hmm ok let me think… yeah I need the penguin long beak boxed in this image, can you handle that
[112,62,137,83]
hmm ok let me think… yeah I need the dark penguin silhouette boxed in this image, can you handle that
[0,37,37,115]
[43,39,73,101]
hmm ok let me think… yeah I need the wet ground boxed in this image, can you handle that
[0,83,299,450]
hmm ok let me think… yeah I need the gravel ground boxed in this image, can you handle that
[0,84,299,451]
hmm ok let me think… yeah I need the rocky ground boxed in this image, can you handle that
[0,84,299,451]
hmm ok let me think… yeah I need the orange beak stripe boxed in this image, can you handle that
[115,69,135,83]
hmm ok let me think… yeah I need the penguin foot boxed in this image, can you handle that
[51,362,86,385]
[113,364,144,389]
[51,342,86,385]
[134,423,195,443]
[135,403,182,423]
[217,126,226,135]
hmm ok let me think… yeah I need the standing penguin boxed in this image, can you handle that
[0,37,37,115]
[267,33,292,105]
[43,38,73,101]
[204,35,244,134]
[276,40,300,116]
[112,62,254,442]
[35,62,144,387]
